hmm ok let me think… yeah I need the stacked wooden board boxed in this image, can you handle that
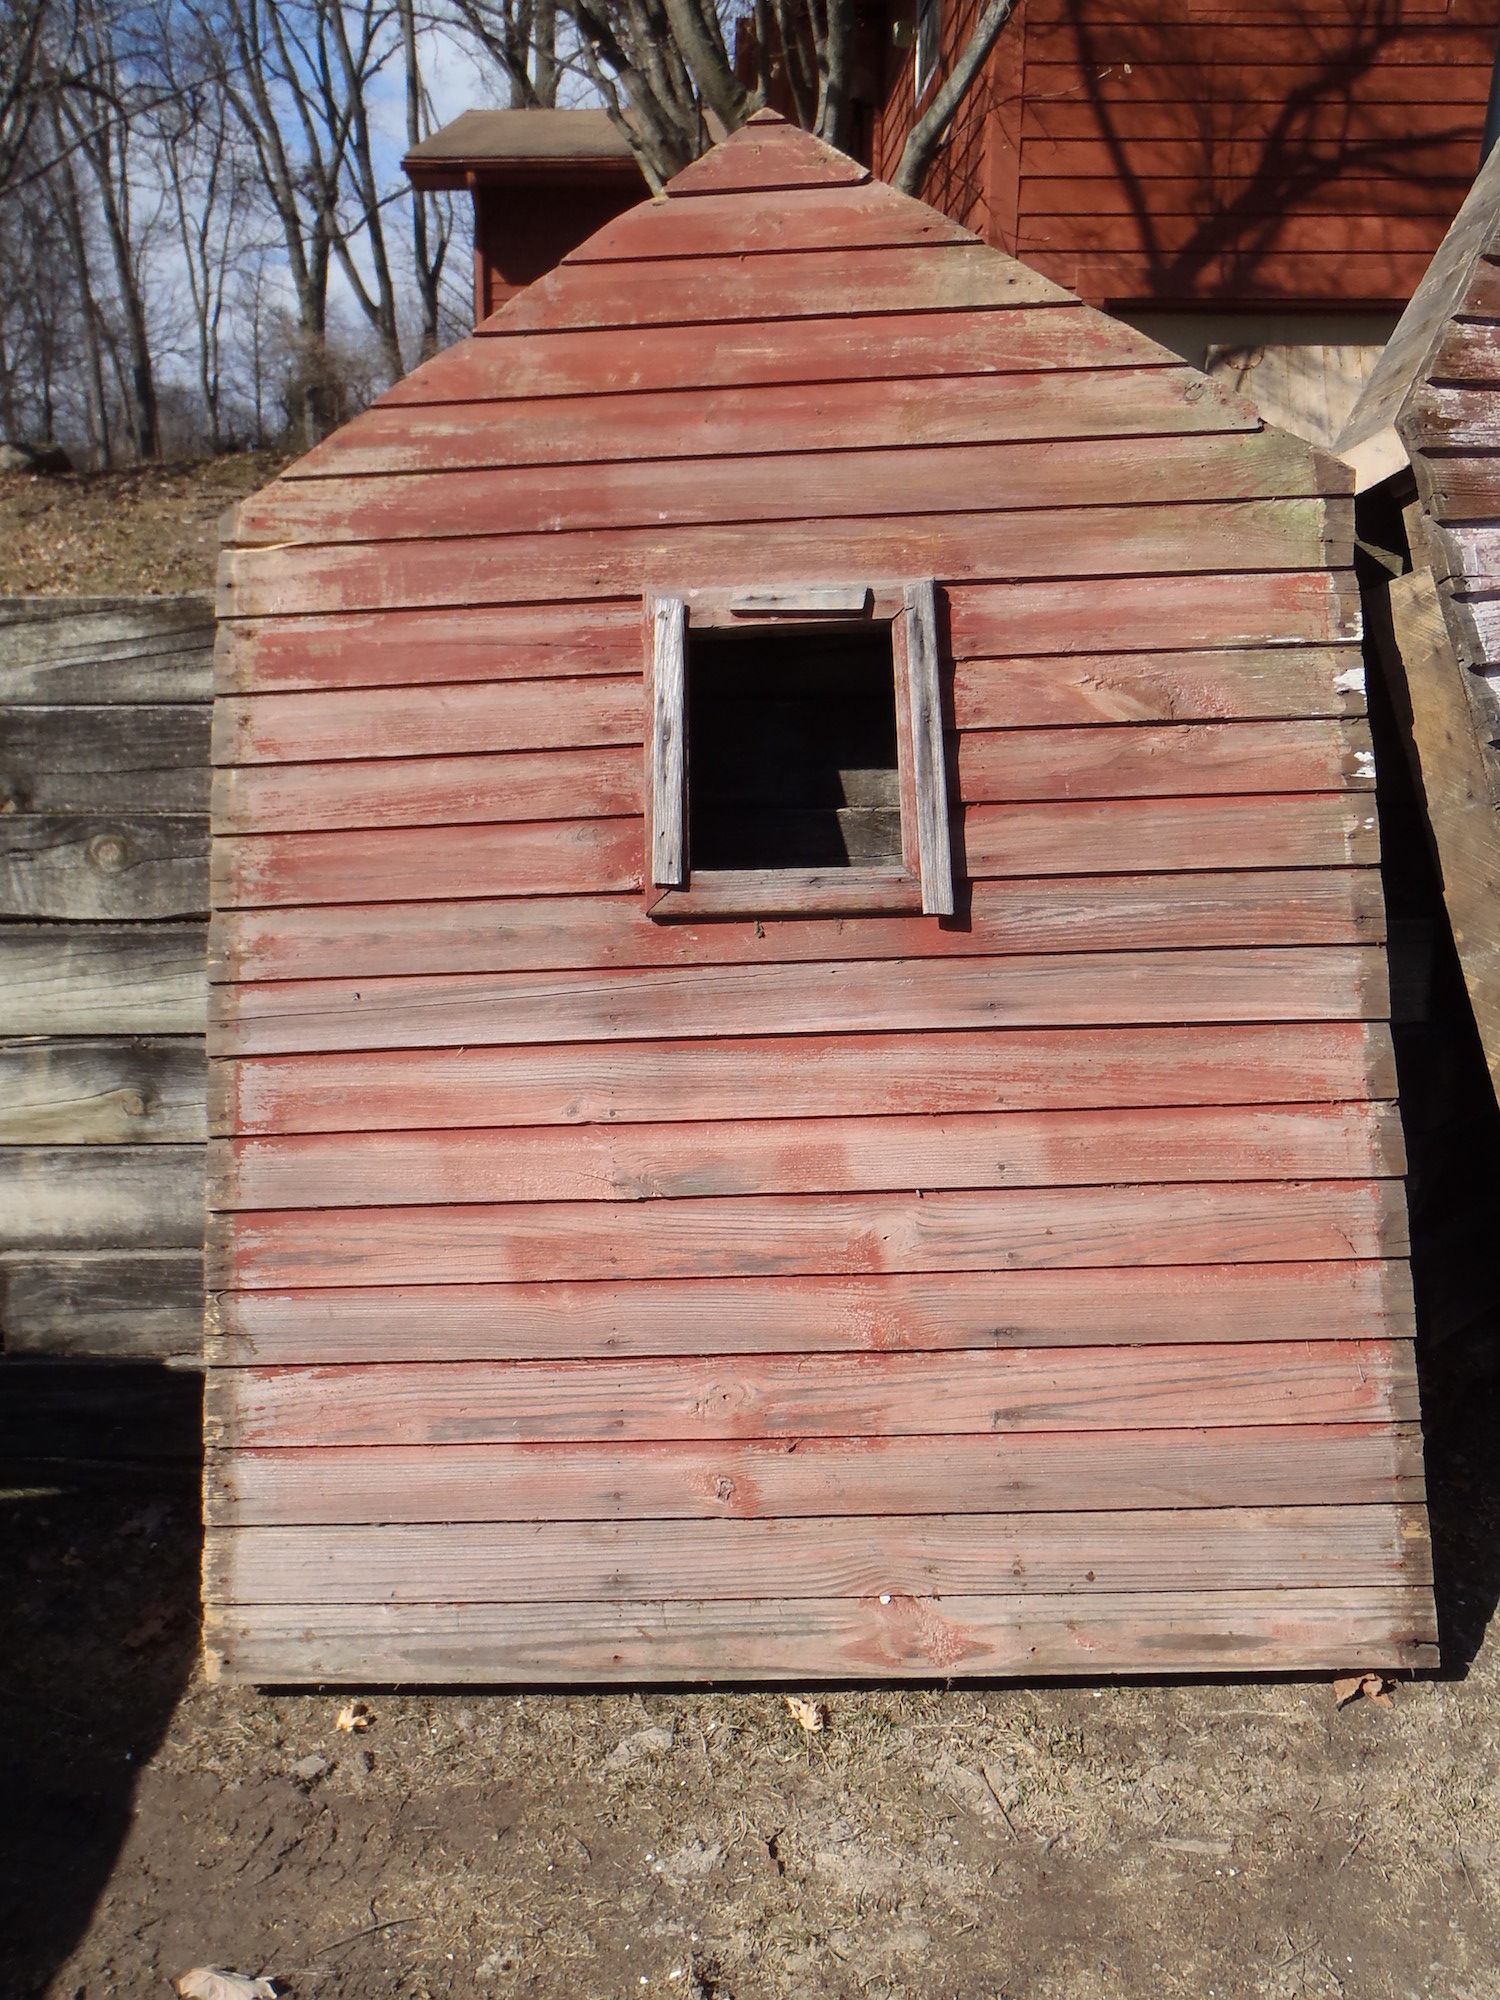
[1336,139,1500,1099]
[206,113,1435,1683]
[0,598,211,1366]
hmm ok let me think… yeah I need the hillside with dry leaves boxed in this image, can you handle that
[0,454,291,598]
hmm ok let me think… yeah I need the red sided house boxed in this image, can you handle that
[204,113,1433,1684]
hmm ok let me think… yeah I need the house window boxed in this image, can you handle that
[915,0,940,100]
[646,581,955,919]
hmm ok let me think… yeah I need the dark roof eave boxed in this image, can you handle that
[402,151,648,192]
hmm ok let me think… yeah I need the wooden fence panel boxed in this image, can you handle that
[0,597,213,1368]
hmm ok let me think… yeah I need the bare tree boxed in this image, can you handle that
[188,0,347,439]
[398,0,453,362]
[48,0,164,456]
[513,0,1022,192]
[0,0,55,190]
[446,0,559,106]
[893,0,1018,195]
[43,95,116,457]
[151,57,263,448]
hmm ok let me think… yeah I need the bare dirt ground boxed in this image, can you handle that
[3,462,1499,2000]
[3,1368,1500,2000]
[0,456,289,596]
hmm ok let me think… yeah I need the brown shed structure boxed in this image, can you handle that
[205,112,1434,1684]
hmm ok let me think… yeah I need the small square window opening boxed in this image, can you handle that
[687,623,902,872]
[646,580,954,920]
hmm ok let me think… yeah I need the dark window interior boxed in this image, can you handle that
[686,624,902,871]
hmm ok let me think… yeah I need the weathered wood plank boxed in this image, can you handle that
[0,1038,205,1143]
[211,815,641,909]
[1384,566,1500,1092]
[208,666,1370,777]
[646,122,871,196]
[202,1585,1438,1684]
[211,676,641,766]
[0,1144,205,1250]
[0,705,210,813]
[208,1180,1408,1288]
[214,1021,1397,1136]
[1,1248,203,1358]
[484,243,1065,336]
[580,183,965,262]
[209,1104,1404,1213]
[205,1258,1414,1365]
[212,601,1358,703]
[904,579,955,915]
[206,1339,1414,1447]
[207,796,1373,910]
[649,597,686,888]
[211,745,640,835]
[0,597,213,702]
[208,872,1386,983]
[366,327,1239,416]
[205,1505,1431,1605]
[207,946,1390,1058]
[236,433,1334,546]
[1399,382,1500,451]
[946,573,1361,659]
[961,794,1378,879]
[213,601,639,696]
[0,927,206,1035]
[0,814,207,919]
[203,1423,1428,1526]
[956,720,1375,800]
[218,501,1349,621]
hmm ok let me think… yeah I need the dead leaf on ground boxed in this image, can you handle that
[1334,1673,1393,1709]
[336,1700,372,1732]
[176,1969,279,2000]
[786,1696,826,1734]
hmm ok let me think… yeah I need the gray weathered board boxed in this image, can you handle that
[0,596,213,1364]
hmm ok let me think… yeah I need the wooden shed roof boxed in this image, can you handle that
[402,107,640,190]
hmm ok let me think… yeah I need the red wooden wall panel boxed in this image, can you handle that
[204,114,1434,1684]
[874,0,1500,307]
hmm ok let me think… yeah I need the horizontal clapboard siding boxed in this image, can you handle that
[207,1506,1431,1603]
[871,0,1491,308]
[206,1424,1429,1526]
[207,948,1392,1058]
[211,1022,1397,1132]
[205,116,1429,1684]
[205,1260,1415,1363]
[202,1589,1439,1683]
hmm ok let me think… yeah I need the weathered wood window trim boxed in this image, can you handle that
[644,580,955,920]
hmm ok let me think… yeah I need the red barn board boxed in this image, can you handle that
[204,112,1435,1684]
[873,0,1500,309]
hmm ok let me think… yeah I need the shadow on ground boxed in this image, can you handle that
[0,1366,202,2000]
[1366,587,1500,1678]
